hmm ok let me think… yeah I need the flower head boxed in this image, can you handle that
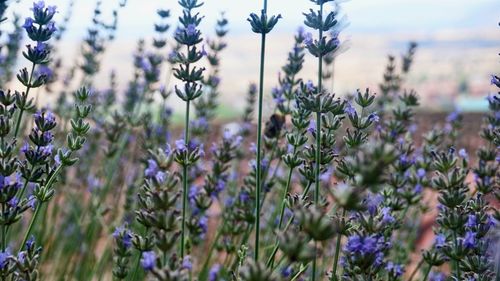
[208,264,221,281]
[434,233,446,248]
[141,251,156,271]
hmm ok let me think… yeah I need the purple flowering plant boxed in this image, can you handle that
[0,1,497,281]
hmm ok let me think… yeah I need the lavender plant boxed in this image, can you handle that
[247,0,281,262]
[172,0,206,260]
[0,1,496,280]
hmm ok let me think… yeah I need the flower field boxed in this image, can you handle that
[0,0,498,280]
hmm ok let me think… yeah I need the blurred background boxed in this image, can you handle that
[4,0,500,113]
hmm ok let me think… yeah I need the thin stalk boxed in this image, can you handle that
[407,258,424,281]
[453,232,461,279]
[254,0,268,261]
[291,264,309,281]
[130,250,142,281]
[277,149,296,229]
[181,98,190,258]
[422,265,432,281]
[19,202,43,250]
[1,204,5,251]
[266,148,296,268]
[329,209,345,281]
[19,163,63,252]
[312,3,324,280]
[198,229,222,280]
[266,214,294,268]
[301,181,313,200]
[14,62,36,138]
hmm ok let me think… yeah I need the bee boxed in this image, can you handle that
[264,113,285,139]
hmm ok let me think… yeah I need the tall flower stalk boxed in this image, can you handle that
[173,0,206,259]
[303,0,340,278]
[247,0,281,261]
[15,1,58,138]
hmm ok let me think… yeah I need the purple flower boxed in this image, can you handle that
[487,214,497,228]
[201,45,208,57]
[210,76,221,86]
[297,26,305,38]
[466,214,477,228]
[8,197,19,208]
[33,1,45,12]
[272,87,285,105]
[303,32,313,47]
[182,256,192,270]
[23,17,34,30]
[208,264,221,281]
[491,75,500,87]
[385,261,404,277]
[188,185,199,203]
[214,179,226,195]
[27,195,37,210]
[428,271,446,281]
[113,225,132,249]
[413,183,423,194]
[381,207,395,224]
[46,21,57,33]
[463,231,476,249]
[47,5,57,16]
[164,143,172,157]
[175,139,187,152]
[458,148,468,160]
[344,102,356,117]
[239,191,250,203]
[307,119,316,134]
[365,194,383,215]
[26,236,36,251]
[417,168,426,179]
[249,142,257,154]
[35,41,47,52]
[199,216,208,234]
[368,112,380,123]
[0,250,10,270]
[141,251,156,271]
[345,234,384,256]
[305,80,314,92]
[281,266,292,278]
[145,159,159,178]
[186,24,197,36]
[446,111,459,123]
[434,233,446,248]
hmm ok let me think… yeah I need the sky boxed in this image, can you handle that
[5,0,500,111]
[9,0,500,39]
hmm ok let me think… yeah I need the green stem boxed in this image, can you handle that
[198,229,222,280]
[301,182,313,200]
[266,214,294,268]
[312,3,324,280]
[330,210,345,281]
[181,98,190,259]
[130,250,141,281]
[254,0,268,261]
[266,149,296,268]
[421,265,432,281]
[1,204,5,251]
[291,264,309,281]
[453,232,461,279]
[407,259,424,281]
[19,163,63,252]
[277,154,296,229]
[19,202,42,250]
[14,62,36,138]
